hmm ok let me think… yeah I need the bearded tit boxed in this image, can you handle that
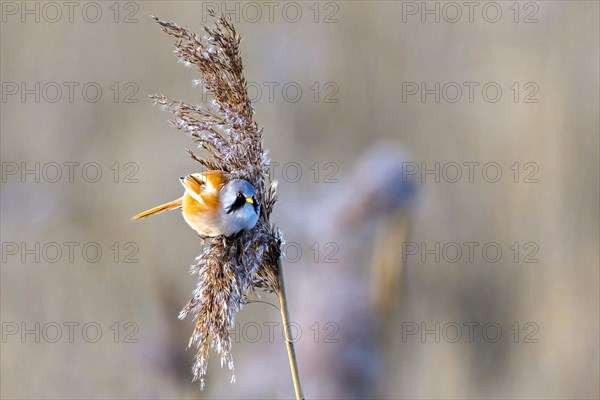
[131,171,259,237]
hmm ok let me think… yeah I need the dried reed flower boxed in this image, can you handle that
[150,12,284,389]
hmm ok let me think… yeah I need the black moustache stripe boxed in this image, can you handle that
[226,197,260,215]
[226,196,247,214]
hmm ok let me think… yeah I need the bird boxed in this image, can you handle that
[131,171,260,237]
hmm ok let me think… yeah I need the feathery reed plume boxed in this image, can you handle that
[149,12,300,394]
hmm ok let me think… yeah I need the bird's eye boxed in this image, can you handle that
[237,193,244,198]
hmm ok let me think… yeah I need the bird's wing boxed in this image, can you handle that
[180,171,224,205]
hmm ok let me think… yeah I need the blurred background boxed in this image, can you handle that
[1,1,598,399]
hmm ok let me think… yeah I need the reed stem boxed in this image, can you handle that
[276,258,305,400]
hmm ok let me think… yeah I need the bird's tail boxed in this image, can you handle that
[131,198,183,220]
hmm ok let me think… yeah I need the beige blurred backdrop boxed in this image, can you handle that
[1,1,598,399]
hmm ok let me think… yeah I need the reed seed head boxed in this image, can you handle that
[151,11,281,388]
